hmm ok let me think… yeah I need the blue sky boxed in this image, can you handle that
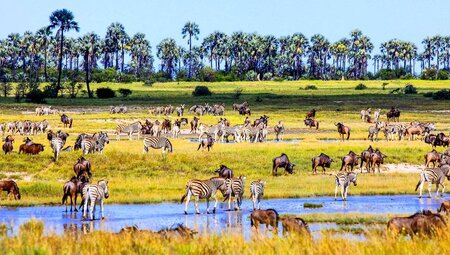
[1,0,449,56]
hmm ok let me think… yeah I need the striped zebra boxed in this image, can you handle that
[115,122,142,140]
[334,172,357,201]
[415,166,450,198]
[250,180,265,210]
[224,176,246,211]
[143,136,173,158]
[49,131,69,161]
[81,132,109,155]
[180,177,228,214]
[82,180,109,221]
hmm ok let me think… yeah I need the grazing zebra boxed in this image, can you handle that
[180,177,228,214]
[81,132,110,155]
[115,122,142,140]
[143,136,173,158]
[334,172,357,201]
[415,166,450,198]
[250,180,265,210]
[82,180,109,221]
[224,176,246,211]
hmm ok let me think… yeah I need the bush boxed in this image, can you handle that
[355,83,367,90]
[420,68,448,80]
[245,70,258,81]
[437,70,449,80]
[375,68,406,80]
[118,88,132,97]
[432,89,450,100]
[144,79,155,86]
[96,87,116,99]
[91,68,117,83]
[263,72,273,80]
[198,67,217,82]
[404,84,417,94]
[192,85,212,97]
[304,85,318,90]
[26,89,47,103]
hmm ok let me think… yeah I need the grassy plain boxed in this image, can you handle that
[0,80,449,206]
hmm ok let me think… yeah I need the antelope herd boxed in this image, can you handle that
[1,101,450,238]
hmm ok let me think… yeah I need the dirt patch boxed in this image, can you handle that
[383,163,423,174]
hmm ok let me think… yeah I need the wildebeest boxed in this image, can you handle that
[281,217,310,236]
[340,151,359,172]
[250,209,279,234]
[161,119,172,134]
[272,153,295,176]
[304,118,319,129]
[311,153,333,174]
[233,101,248,111]
[387,210,446,237]
[359,145,374,173]
[425,149,441,168]
[387,107,400,122]
[239,106,251,116]
[215,165,234,178]
[60,114,73,128]
[190,117,199,133]
[335,122,350,141]
[197,135,214,151]
[438,201,450,215]
[62,176,88,212]
[306,109,316,119]
[433,133,450,147]
[74,157,92,180]
[2,135,14,154]
[19,142,45,155]
[0,180,21,200]
[369,149,387,173]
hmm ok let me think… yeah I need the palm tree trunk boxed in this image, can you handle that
[121,43,125,72]
[85,51,92,98]
[56,29,64,97]
[115,48,119,70]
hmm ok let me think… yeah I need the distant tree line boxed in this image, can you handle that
[0,9,449,99]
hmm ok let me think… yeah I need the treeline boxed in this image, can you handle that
[0,9,449,100]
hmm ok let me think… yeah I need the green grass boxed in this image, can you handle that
[0,80,449,206]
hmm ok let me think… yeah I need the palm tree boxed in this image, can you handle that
[79,32,99,98]
[421,37,434,69]
[106,22,127,71]
[48,9,79,97]
[182,22,200,78]
[129,33,153,76]
[157,38,179,77]
[35,27,52,81]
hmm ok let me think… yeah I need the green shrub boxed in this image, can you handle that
[304,85,318,90]
[118,88,132,97]
[420,68,448,80]
[432,89,450,100]
[423,92,433,98]
[355,83,367,90]
[263,72,273,80]
[375,68,405,80]
[26,89,47,103]
[91,68,117,83]
[245,70,258,81]
[437,70,449,80]
[255,96,263,102]
[234,87,243,99]
[403,84,417,94]
[192,85,212,96]
[96,87,116,98]
[198,67,217,82]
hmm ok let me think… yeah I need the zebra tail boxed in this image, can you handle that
[415,179,422,191]
[180,184,189,204]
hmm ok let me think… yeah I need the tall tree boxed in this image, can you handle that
[35,27,52,81]
[106,22,127,71]
[157,38,179,77]
[182,22,200,78]
[48,9,79,97]
[79,32,99,98]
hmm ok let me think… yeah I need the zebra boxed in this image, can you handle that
[81,132,110,155]
[143,136,173,158]
[115,122,142,140]
[334,172,357,201]
[220,126,242,143]
[415,166,450,198]
[224,176,246,211]
[274,121,285,141]
[82,180,109,221]
[373,108,381,122]
[198,124,222,141]
[250,180,265,210]
[49,131,69,161]
[176,104,185,116]
[180,177,228,214]
[368,122,384,141]
[172,120,181,138]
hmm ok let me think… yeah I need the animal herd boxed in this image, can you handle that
[1,102,450,239]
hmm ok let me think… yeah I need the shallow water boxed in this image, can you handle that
[188,139,301,144]
[0,195,445,238]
